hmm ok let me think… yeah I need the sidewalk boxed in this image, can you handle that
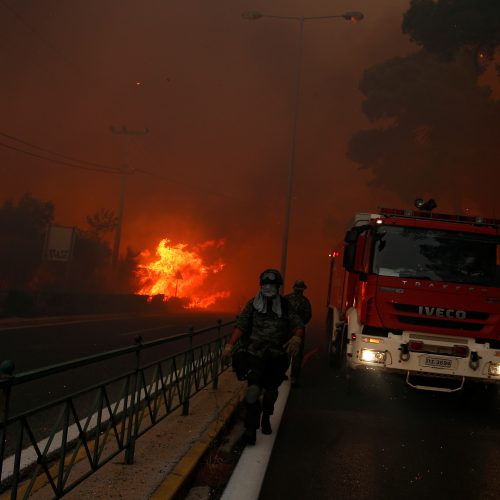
[27,370,246,500]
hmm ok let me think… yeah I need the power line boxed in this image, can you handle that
[0,140,121,174]
[0,4,237,197]
[0,131,245,200]
[0,133,247,202]
[134,167,243,202]
[127,132,246,202]
[0,131,118,171]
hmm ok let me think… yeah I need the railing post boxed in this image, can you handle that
[182,326,194,416]
[0,360,15,484]
[125,336,142,464]
[212,319,223,390]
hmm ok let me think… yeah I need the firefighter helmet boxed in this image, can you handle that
[259,269,283,286]
[293,279,307,290]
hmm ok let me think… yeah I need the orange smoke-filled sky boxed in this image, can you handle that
[1,0,495,317]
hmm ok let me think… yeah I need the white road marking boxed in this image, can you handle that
[221,373,291,500]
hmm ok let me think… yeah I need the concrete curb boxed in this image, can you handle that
[220,377,291,500]
[150,383,246,500]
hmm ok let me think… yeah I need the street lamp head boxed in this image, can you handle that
[242,11,264,20]
[342,11,364,22]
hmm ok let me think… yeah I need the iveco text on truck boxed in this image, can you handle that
[326,200,500,392]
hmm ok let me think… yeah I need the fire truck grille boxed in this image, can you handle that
[393,303,489,320]
[392,304,488,332]
[396,315,484,331]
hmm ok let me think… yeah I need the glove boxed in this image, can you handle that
[285,336,302,359]
[221,343,234,364]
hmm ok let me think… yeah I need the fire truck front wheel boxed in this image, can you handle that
[328,323,346,369]
[327,336,337,367]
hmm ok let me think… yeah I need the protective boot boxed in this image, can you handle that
[243,385,261,446]
[262,389,278,416]
[261,413,272,435]
[243,426,257,445]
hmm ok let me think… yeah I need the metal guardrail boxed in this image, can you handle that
[0,318,235,499]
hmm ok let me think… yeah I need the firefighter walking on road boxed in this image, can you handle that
[221,269,304,445]
[285,279,312,387]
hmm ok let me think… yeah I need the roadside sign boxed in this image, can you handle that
[44,225,76,262]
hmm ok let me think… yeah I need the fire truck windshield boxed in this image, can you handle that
[372,225,500,286]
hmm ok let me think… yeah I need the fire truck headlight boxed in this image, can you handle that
[488,363,500,377]
[360,349,386,364]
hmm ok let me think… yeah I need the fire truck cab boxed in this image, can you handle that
[327,203,500,392]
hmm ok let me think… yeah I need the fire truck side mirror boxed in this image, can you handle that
[343,226,369,273]
[343,244,356,271]
[344,228,358,244]
[343,228,358,271]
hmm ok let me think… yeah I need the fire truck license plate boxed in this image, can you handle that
[420,355,455,370]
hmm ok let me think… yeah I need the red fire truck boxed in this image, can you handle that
[327,200,500,392]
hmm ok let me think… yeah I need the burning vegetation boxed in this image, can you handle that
[135,238,230,309]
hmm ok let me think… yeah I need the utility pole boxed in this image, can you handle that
[110,126,149,271]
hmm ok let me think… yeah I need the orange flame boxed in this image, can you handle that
[135,238,230,309]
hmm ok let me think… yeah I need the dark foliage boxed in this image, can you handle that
[0,194,139,300]
[403,0,500,73]
[69,229,113,292]
[348,11,500,212]
[0,193,54,289]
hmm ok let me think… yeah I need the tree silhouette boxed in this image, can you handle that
[0,194,143,317]
[403,0,500,74]
[115,246,142,294]
[347,50,500,212]
[68,229,112,292]
[86,208,118,235]
[0,193,54,290]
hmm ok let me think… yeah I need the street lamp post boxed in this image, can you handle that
[242,10,364,288]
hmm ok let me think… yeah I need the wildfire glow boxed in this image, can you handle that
[135,238,230,309]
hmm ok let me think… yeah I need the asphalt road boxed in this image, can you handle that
[0,311,235,441]
[0,311,235,373]
[259,329,500,500]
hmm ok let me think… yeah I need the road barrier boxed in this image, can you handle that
[0,318,235,499]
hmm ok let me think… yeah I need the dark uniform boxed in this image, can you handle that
[223,269,304,444]
[285,280,312,386]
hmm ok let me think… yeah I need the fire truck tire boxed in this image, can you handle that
[326,309,334,339]
[326,309,335,367]
[329,323,346,369]
[327,336,336,367]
